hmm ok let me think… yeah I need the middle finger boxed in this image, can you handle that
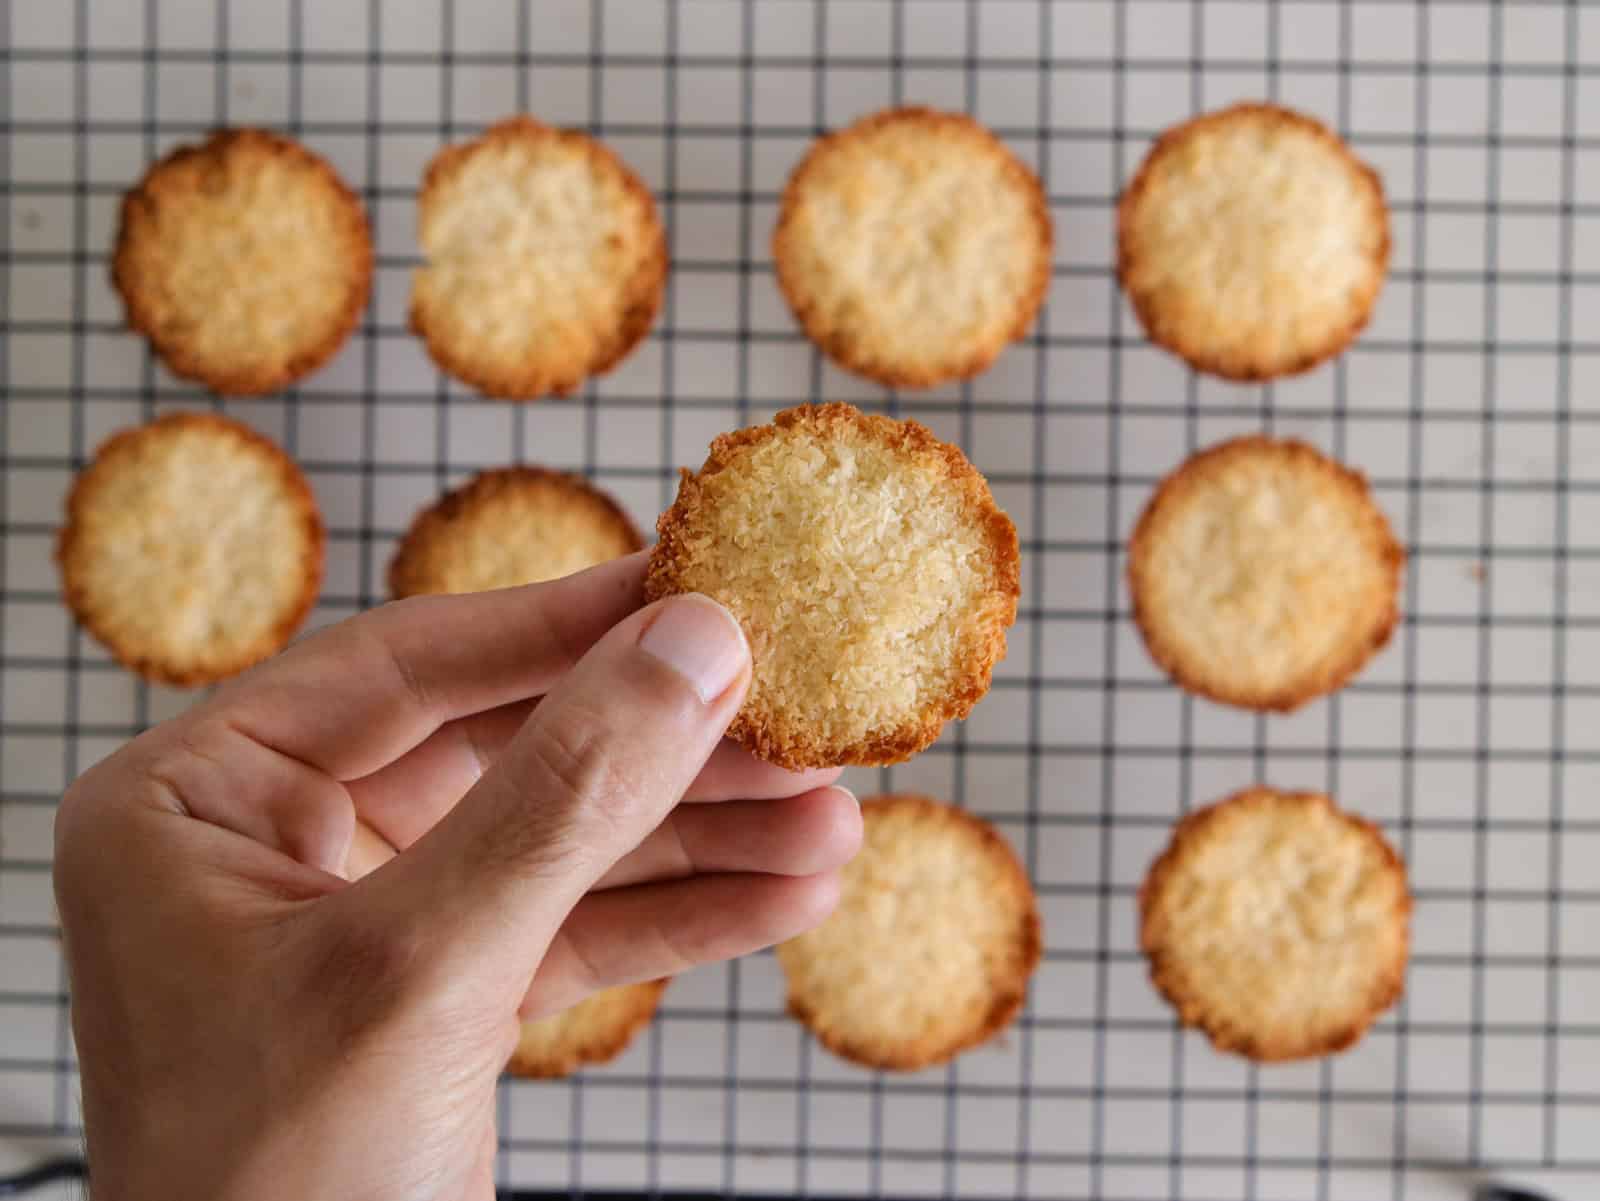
[594,785,861,891]
[345,703,841,853]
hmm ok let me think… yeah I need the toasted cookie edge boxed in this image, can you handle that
[779,794,1042,1071]
[645,403,1021,769]
[55,411,326,687]
[506,979,670,1079]
[772,106,1053,389]
[1138,787,1412,1062]
[386,465,645,599]
[1126,435,1404,712]
[111,127,373,396]
[1116,102,1389,381]
[408,115,668,401]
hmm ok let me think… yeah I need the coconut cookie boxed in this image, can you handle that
[509,980,669,1079]
[56,412,324,686]
[776,794,1040,1071]
[772,106,1052,388]
[1127,435,1402,711]
[388,467,643,598]
[1139,787,1411,1062]
[646,403,1020,769]
[1118,102,1389,380]
[411,116,667,400]
[112,128,371,395]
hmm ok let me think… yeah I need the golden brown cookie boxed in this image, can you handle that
[1118,103,1389,380]
[56,412,324,686]
[646,403,1020,770]
[387,467,643,598]
[776,794,1041,1071]
[410,116,667,400]
[1127,435,1402,711]
[112,128,371,396]
[1139,787,1411,1062]
[508,980,669,1079]
[772,106,1052,389]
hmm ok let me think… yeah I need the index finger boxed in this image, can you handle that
[198,551,648,781]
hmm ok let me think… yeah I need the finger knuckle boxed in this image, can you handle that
[645,916,700,978]
[525,705,641,837]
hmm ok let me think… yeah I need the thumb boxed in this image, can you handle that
[338,593,751,998]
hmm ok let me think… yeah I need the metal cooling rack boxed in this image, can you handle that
[2,1,1599,1198]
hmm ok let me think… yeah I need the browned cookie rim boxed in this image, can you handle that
[780,794,1042,1071]
[409,115,668,401]
[1116,101,1389,382]
[386,465,645,599]
[56,411,326,687]
[1138,787,1412,1062]
[1126,435,1404,712]
[506,979,670,1079]
[772,105,1053,389]
[645,402,1020,769]
[112,127,373,397]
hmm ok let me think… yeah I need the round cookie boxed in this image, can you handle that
[1127,435,1402,711]
[1118,102,1389,381]
[388,467,643,598]
[509,980,669,1079]
[410,116,667,400]
[772,106,1052,389]
[1139,787,1411,1062]
[57,412,324,687]
[646,403,1020,769]
[776,794,1041,1071]
[112,128,371,396]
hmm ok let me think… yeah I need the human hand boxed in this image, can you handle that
[53,553,861,1201]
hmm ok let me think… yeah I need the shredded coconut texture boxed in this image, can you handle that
[773,106,1051,388]
[388,467,642,598]
[1118,102,1388,380]
[509,981,668,1079]
[776,794,1041,1071]
[1128,435,1402,711]
[1140,788,1411,1062]
[647,403,1020,769]
[56,412,324,686]
[411,116,666,400]
[112,128,371,396]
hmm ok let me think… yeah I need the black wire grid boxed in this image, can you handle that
[2,1,1599,1198]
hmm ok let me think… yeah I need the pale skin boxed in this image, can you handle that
[53,553,862,1201]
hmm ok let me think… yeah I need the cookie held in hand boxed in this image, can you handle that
[647,403,1020,769]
